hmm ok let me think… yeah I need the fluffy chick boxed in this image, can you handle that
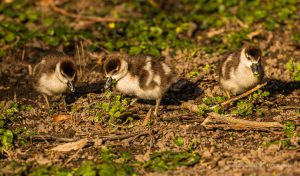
[103,54,177,116]
[219,46,264,96]
[32,52,77,108]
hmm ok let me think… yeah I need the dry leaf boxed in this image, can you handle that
[53,114,72,122]
[50,139,88,152]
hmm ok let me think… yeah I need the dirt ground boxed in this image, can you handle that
[0,1,300,175]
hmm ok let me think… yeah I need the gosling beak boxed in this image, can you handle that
[104,77,113,90]
[67,81,75,92]
[250,63,260,77]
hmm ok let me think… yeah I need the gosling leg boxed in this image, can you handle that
[225,91,231,98]
[154,98,161,116]
[130,98,139,106]
[42,94,50,109]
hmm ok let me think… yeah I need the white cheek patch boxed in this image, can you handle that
[240,53,253,68]
[111,60,128,81]
[56,71,68,84]
[112,73,123,81]
[162,63,171,75]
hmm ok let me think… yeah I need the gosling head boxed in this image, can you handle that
[55,60,77,92]
[103,57,128,89]
[240,46,262,77]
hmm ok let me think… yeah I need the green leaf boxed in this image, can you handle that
[231,100,254,116]
[4,32,16,42]
[286,58,294,71]
[150,26,163,37]
[197,104,208,116]
[129,46,142,55]
[74,162,96,176]
[47,28,55,36]
[173,136,184,146]
[188,69,200,78]
[100,147,115,161]
[1,130,14,149]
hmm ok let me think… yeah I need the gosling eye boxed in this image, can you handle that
[245,54,251,60]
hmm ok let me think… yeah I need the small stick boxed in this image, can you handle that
[29,135,76,142]
[21,48,25,62]
[63,149,81,166]
[221,82,268,107]
[203,112,283,129]
[142,109,152,126]
[101,131,150,142]
[49,3,128,22]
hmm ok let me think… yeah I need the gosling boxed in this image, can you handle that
[103,54,177,116]
[219,46,264,96]
[32,52,77,108]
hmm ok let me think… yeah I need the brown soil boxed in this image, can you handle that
[0,10,300,176]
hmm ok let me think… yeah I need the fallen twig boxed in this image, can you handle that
[29,135,76,142]
[49,2,128,22]
[30,130,151,146]
[202,112,283,130]
[221,82,268,107]
[100,131,150,142]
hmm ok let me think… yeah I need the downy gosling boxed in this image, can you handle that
[103,54,177,116]
[32,52,77,108]
[219,46,264,96]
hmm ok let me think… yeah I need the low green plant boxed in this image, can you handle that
[286,58,300,82]
[0,129,13,150]
[268,121,298,148]
[202,96,227,105]
[231,90,270,116]
[224,29,250,50]
[144,151,200,172]
[0,101,32,151]
[283,121,296,138]
[94,95,133,127]
[197,104,209,116]
[231,100,254,116]
[248,89,270,102]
